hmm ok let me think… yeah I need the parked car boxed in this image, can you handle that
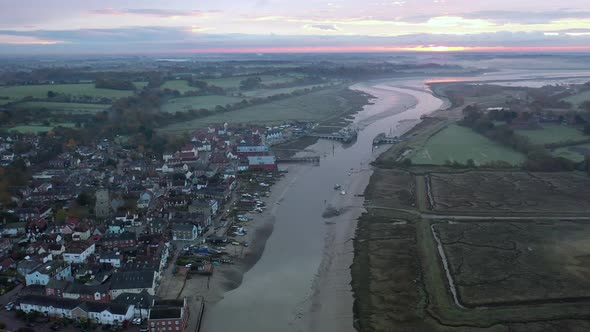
[4,302,14,311]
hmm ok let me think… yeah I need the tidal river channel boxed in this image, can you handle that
[203,77,444,332]
[203,71,590,332]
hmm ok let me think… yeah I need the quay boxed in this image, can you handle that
[373,133,403,145]
[276,156,321,163]
[309,127,358,143]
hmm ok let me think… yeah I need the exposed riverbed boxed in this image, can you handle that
[202,80,443,332]
[203,71,590,332]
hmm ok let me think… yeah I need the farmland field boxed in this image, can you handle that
[352,213,424,331]
[553,143,590,162]
[364,169,415,209]
[241,84,326,98]
[354,170,590,331]
[435,221,590,307]
[161,80,198,94]
[159,88,355,134]
[15,101,109,113]
[204,74,298,89]
[517,124,586,145]
[7,123,76,133]
[161,95,243,113]
[133,81,149,89]
[563,90,590,107]
[0,83,134,101]
[410,124,525,165]
[427,171,590,214]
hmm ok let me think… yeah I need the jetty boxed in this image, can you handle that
[373,133,403,145]
[276,156,321,164]
[309,127,358,143]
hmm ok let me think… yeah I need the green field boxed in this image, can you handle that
[242,84,326,98]
[517,124,586,145]
[0,83,134,101]
[553,143,590,162]
[7,123,76,134]
[16,102,109,113]
[161,80,198,94]
[133,81,149,89]
[204,74,298,89]
[161,95,243,113]
[563,90,590,108]
[159,88,352,134]
[410,124,525,165]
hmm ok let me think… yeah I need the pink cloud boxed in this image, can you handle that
[89,8,221,18]
[0,34,61,45]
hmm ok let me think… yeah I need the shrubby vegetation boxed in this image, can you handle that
[460,105,577,171]
[95,78,136,90]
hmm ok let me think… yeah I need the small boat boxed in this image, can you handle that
[334,184,341,190]
[340,190,346,195]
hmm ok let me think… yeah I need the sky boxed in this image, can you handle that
[1,0,590,54]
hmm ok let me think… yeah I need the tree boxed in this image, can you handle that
[47,90,57,98]
[579,100,590,112]
[66,138,77,151]
[55,209,68,222]
[239,76,262,90]
[76,192,93,206]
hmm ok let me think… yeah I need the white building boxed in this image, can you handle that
[63,242,95,264]
[25,261,71,286]
[18,295,135,326]
[86,303,135,326]
[109,271,157,299]
[98,252,122,268]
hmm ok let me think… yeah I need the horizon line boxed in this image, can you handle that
[3,45,590,56]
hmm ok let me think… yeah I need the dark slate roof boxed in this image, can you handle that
[119,262,158,273]
[32,260,68,275]
[149,308,182,320]
[65,282,110,295]
[46,279,69,290]
[171,224,195,232]
[18,294,81,310]
[110,271,155,290]
[112,290,154,308]
[153,299,184,307]
[103,231,136,242]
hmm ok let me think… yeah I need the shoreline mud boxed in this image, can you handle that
[201,79,444,332]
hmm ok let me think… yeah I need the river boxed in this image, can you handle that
[202,71,590,332]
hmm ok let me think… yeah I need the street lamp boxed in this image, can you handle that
[137,301,143,322]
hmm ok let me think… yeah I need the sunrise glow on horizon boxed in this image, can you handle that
[2,1,590,54]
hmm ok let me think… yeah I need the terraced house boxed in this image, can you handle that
[63,240,95,264]
[148,298,189,332]
[25,260,71,286]
[18,294,135,325]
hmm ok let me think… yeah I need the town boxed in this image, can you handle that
[0,121,312,332]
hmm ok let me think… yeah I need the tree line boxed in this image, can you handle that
[461,105,579,172]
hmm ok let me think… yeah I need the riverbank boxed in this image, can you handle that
[175,163,307,295]
[349,71,590,332]
[300,83,443,332]
[202,78,444,332]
